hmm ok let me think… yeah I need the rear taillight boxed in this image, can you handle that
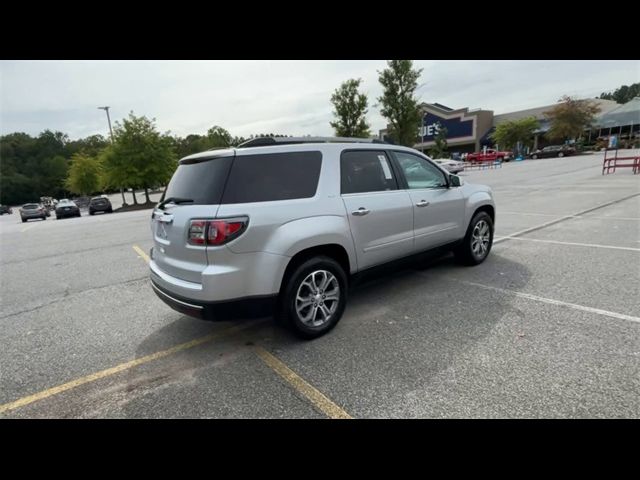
[188,217,248,246]
[188,220,207,245]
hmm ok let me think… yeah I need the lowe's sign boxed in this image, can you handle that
[419,112,474,141]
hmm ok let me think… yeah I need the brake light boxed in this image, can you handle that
[188,217,248,246]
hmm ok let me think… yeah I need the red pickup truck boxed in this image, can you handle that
[466,148,512,163]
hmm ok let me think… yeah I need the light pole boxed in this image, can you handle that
[97,106,114,141]
[98,106,126,206]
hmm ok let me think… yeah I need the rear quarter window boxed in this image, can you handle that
[164,156,234,205]
[221,151,322,204]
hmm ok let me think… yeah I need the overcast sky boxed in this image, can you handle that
[1,60,638,140]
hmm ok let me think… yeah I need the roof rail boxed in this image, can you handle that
[236,136,389,148]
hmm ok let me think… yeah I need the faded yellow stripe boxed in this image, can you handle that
[255,346,352,419]
[132,244,150,263]
[0,321,261,415]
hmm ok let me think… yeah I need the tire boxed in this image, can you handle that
[89,211,94,215]
[532,154,538,159]
[21,218,26,223]
[558,152,564,158]
[278,256,348,339]
[108,208,113,213]
[77,212,81,217]
[454,211,494,266]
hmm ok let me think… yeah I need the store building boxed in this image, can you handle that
[379,98,624,154]
[589,96,640,144]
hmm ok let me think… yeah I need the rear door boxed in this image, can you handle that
[340,150,414,270]
[151,153,234,283]
[390,150,465,252]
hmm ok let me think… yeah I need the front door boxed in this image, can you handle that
[390,150,465,252]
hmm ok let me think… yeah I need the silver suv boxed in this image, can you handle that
[149,137,495,339]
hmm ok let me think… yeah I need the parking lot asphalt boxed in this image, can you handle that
[1,151,639,418]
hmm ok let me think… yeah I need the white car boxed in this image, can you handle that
[433,158,464,174]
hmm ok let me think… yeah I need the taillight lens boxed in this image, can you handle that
[188,220,207,245]
[188,217,248,246]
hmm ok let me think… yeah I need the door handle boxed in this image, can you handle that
[415,200,430,207]
[351,208,370,216]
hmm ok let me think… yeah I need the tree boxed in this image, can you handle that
[65,153,102,197]
[67,134,109,157]
[102,112,178,204]
[428,123,449,158]
[377,60,423,147]
[491,117,539,152]
[329,78,371,137]
[598,82,640,104]
[206,126,232,148]
[544,96,601,142]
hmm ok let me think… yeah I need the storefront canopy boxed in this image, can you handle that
[593,97,640,128]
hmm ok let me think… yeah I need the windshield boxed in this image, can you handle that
[23,204,39,209]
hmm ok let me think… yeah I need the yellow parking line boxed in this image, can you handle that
[133,244,150,263]
[255,346,352,419]
[0,320,263,416]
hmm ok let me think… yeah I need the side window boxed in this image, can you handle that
[393,151,447,189]
[341,151,398,194]
[221,151,322,204]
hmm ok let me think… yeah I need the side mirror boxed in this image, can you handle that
[449,174,463,187]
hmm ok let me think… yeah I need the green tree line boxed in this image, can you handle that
[0,114,289,206]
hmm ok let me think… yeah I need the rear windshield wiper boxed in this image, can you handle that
[157,197,194,210]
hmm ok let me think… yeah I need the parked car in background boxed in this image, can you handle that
[528,145,576,159]
[72,196,90,209]
[55,199,81,219]
[433,158,464,174]
[466,148,512,163]
[89,196,113,215]
[20,203,47,222]
[149,136,495,339]
[0,205,13,215]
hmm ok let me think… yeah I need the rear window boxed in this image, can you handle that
[221,151,322,204]
[341,150,398,194]
[164,156,234,205]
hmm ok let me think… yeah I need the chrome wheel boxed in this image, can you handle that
[295,270,340,327]
[471,219,491,259]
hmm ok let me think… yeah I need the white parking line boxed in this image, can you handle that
[494,215,575,244]
[495,193,640,245]
[500,211,640,222]
[496,237,640,252]
[450,278,640,324]
[20,223,38,233]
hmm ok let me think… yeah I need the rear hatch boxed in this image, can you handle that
[23,204,41,215]
[151,150,235,283]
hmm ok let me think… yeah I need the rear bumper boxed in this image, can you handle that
[150,278,276,320]
[56,210,79,217]
[90,205,111,212]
